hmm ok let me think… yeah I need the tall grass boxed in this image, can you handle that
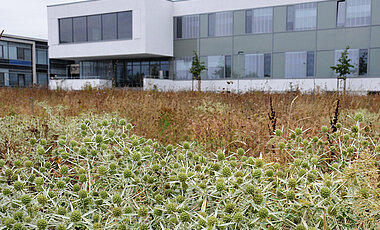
[0,88,379,157]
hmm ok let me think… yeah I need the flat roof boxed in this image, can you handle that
[47,0,188,8]
[1,34,48,43]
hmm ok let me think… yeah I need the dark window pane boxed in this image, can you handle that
[208,13,215,37]
[118,11,132,40]
[337,1,346,27]
[225,55,232,78]
[17,48,24,60]
[24,48,32,61]
[25,74,32,86]
[307,51,315,76]
[102,13,117,40]
[37,73,48,86]
[359,49,368,76]
[73,17,87,42]
[287,6,294,31]
[37,49,48,65]
[0,46,3,58]
[18,74,25,87]
[264,53,271,77]
[87,15,102,41]
[59,18,73,43]
[9,73,17,86]
[176,17,182,39]
[0,73,4,86]
[246,10,252,34]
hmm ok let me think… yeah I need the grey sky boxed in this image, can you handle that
[0,0,86,40]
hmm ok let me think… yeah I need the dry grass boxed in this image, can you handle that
[0,88,379,156]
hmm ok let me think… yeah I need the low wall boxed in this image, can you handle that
[49,79,112,90]
[144,78,380,94]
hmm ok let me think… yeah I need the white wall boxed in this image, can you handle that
[49,79,112,90]
[48,0,173,60]
[173,0,327,16]
[144,78,380,94]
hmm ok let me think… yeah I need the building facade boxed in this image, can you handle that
[0,34,49,87]
[47,0,380,93]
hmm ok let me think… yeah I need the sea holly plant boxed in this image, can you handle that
[0,114,378,229]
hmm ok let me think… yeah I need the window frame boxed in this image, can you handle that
[286,3,317,31]
[59,10,133,44]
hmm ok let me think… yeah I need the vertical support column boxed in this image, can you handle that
[32,41,37,85]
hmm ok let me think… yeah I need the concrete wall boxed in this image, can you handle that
[144,78,380,94]
[49,79,112,90]
[48,0,173,60]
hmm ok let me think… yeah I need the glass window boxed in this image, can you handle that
[9,46,17,60]
[37,49,48,65]
[24,48,32,61]
[17,47,24,60]
[0,45,3,58]
[176,17,183,39]
[208,13,215,37]
[118,11,132,40]
[176,15,199,39]
[252,8,273,34]
[245,54,264,78]
[264,53,271,77]
[87,15,102,41]
[208,56,225,79]
[346,0,371,27]
[359,49,368,76]
[175,57,192,80]
[209,11,233,37]
[161,61,170,79]
[25,74,32,86]
[307,51,315,76]
[59,18,73,43]
[337,1,346,27]
[9,73,17,86]
[334,49,359,76]
[245,10,252,34]
[0,73,4,86]
[37,73,48,86]
[287,3,317,31]
[225,55,232,78]
[73,17,87,42]
[18,74,25,87]
[285,51,307,78]
[102,13,117,40]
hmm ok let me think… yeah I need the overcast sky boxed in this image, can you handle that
[0,0,87,40]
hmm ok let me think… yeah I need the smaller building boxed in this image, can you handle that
[0,34,49,87]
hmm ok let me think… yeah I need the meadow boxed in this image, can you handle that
[0,88,379,229]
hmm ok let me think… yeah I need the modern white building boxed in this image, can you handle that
[47,0,380,93]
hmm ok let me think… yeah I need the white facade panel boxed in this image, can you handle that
[172,0,326,16]
[48,0,173,59]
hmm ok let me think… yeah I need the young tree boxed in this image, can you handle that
[189,50,207,91]
[330,46,354,79]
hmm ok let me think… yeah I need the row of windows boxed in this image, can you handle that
[0,42,32,61]
[59,11,132,44]
[174,49,368,80]
[0,41,48,65]
[175,0,372,39]
[0,72,48,87]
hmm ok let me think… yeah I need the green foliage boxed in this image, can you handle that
[330,46,354,78]
[189,50,207,81]
[0,114,378,229]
